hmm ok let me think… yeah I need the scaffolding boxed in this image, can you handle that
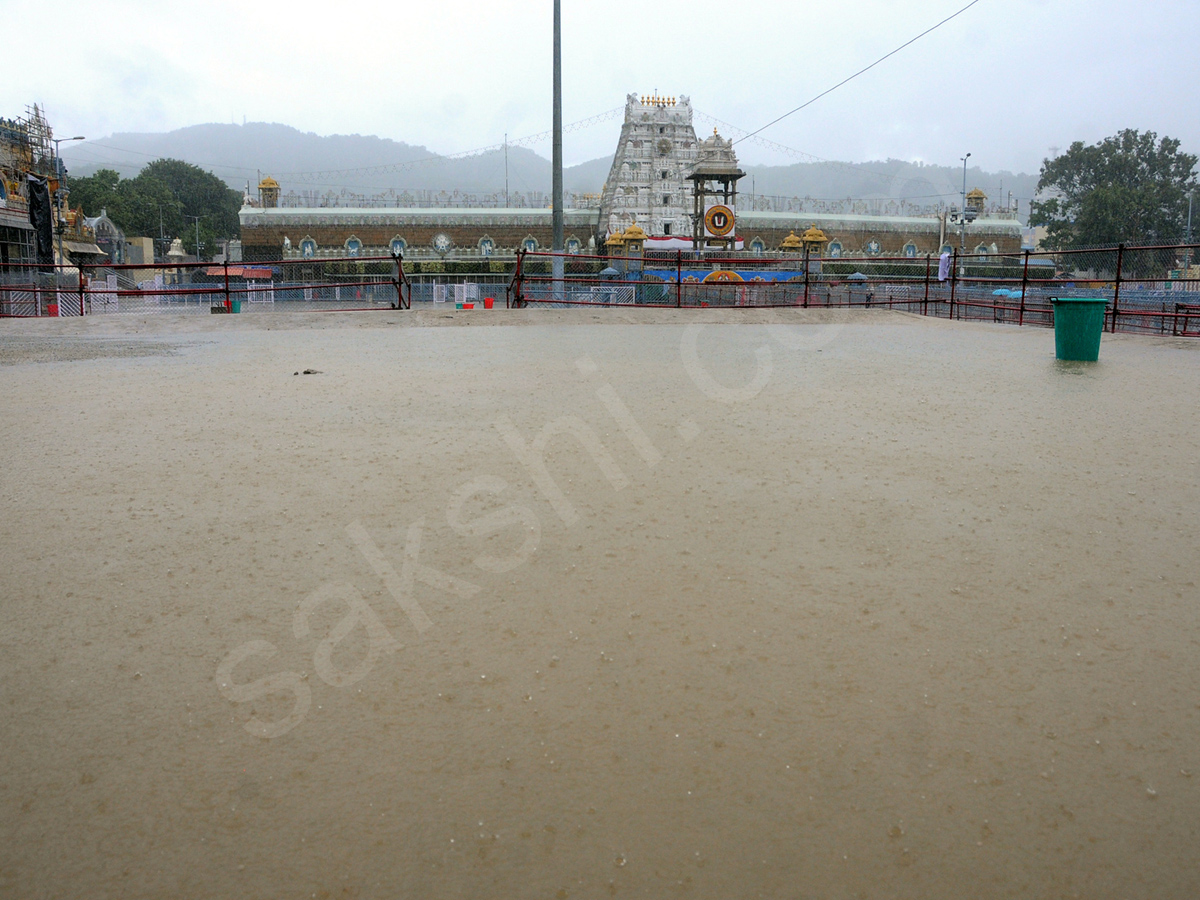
[0,105,56,202]
[1,104,57,267]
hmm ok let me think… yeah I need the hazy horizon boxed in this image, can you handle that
[13,0,1200,182]
[57,119,1043,220]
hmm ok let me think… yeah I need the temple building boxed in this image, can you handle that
[600,93,702,242]
[239,93,1022,262]
[0,107,55,265]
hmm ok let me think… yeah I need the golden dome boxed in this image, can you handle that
[966,188,987,200]
[780,230,804,251]
[801,224,828,244]
[605,231,626,247]
[258,176,279,189]
[622,223,647,240]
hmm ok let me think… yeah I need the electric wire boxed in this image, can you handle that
[734,0,986,146]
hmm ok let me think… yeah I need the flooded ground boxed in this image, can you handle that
[1,309,1198,899]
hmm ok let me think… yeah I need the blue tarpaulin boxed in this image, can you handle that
[642,269,804,283]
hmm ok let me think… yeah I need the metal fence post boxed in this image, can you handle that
[513,250,524,308]
[923,253,931,317]
[1111,243,1124,333]
[223,259,231,311]
[803,257,810,308]
[949,248,958,320]
[78,266,86,317]
[1019,250,1030,327]
[676,249,682,308]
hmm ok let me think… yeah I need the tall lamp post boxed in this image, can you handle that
[51,135,86,271]
[959,152,971,254]
[551,0,564,298]
[184,214,206,264]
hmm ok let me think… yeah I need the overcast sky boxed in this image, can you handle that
[13,0,1200,177]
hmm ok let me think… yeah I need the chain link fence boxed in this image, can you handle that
[5,243,1199,337]
[511,243,1200,336]
[0,266,88,317]
[1,257,414,317]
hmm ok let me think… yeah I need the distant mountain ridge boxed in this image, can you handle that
[64,122,1037,220]
[69,122,564,196]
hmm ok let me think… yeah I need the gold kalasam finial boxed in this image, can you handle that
[780,230,804,251]
[800,224,828,245]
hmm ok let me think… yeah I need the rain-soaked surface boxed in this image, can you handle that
[1,310,1198,899]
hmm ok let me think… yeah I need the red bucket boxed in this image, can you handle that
[484,297,494,309]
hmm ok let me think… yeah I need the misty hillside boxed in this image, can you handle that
[65,122,1038,218]
[69,122,556,197]
[745,159,1038,219]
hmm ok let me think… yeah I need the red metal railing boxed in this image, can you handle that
[509,243,1200,337]
[5,242,1198,339]
[0,255,412,317]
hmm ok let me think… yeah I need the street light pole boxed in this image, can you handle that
[185,214,206,262]
[551,0,564,298]
[960,152,971,255]
[50,135,86,272]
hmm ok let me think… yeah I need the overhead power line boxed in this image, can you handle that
[694,111,827,164]
[734,0,987,145]
[694,108,980,200]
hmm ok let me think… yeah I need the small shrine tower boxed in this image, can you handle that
[965,188,987,218]
[258,176,280,209]
[687,129,745,252]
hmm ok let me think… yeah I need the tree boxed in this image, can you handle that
[64,159,242,260]
[66,168,122,221]
[138,159,242,258]
[1031,130,1197,251]
[118,174,184,249]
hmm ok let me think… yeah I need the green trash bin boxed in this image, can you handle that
[230,300,242,314]
[1051,297,1107,361]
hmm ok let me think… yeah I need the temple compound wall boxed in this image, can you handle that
[238,208,599,263]
[738,211,1021,258]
